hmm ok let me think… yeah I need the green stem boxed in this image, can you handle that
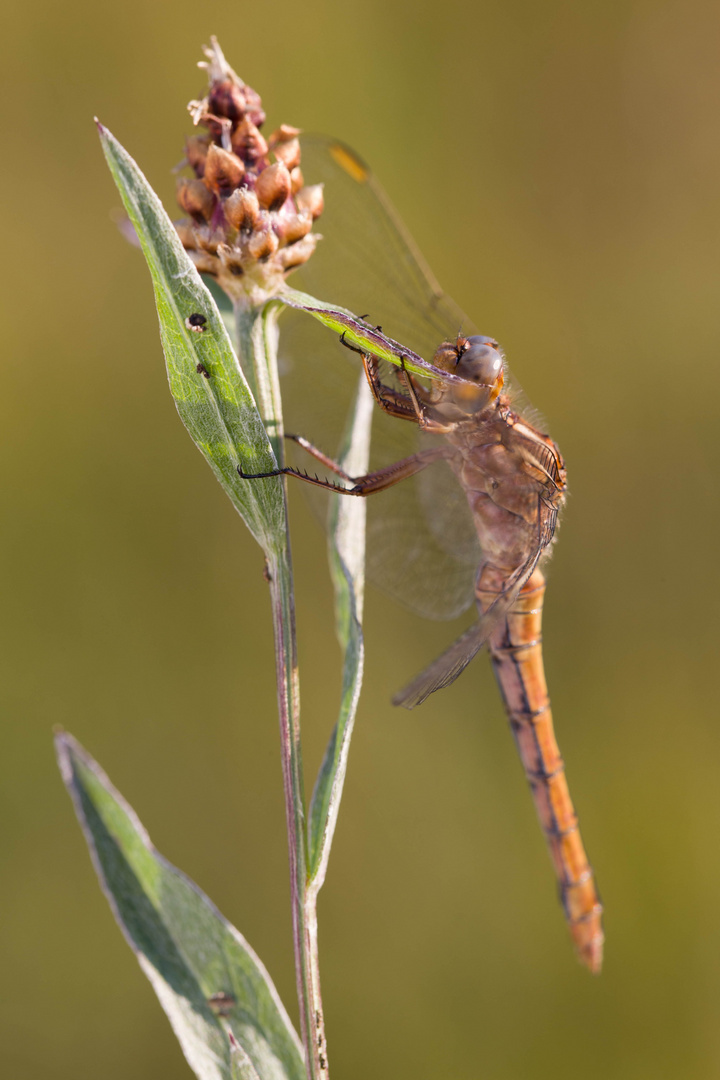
[234,301,328,1080]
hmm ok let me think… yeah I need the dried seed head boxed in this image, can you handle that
[217,242,245,276]
[204,144,245,195]
[279,234,318,270]
[231,117,268,164]
[274,138,301,171]
[185,135,210,176]
[269,125,302,170]
[187,103,233,147]
[208,79,247,122]
[242,84,266,128]
[175,222,198,249]
[177,177,215,221]
[224,187,259,231]
[247,224,279,260]
[176,38,323,303]
[279,212,313,244]
[270,124,300,144]
[255,162,291,211]
[187,249,221,275]
[192,224,221,254]
[290,167,304,194]
[295,184,324,220]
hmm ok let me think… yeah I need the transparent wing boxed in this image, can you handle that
[292,135,544,426]
[392,537,549,708]
[294,135,480,358]
[279,318,479,620]
[280,135,485,620]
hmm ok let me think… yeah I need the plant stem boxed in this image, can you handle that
[235,302,329,1080]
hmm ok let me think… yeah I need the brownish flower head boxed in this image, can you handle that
[269,125,302,170]
[255,162,291,211]
[178,37,322,305]
[203,145,245,195]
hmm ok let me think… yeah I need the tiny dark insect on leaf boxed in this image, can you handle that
[196,362,211,378]
[185,312,207,332]
[207,991,236,1017]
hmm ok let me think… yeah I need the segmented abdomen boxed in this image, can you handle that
[477,568,604,973]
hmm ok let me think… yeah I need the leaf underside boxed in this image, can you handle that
[56,732,305,1080]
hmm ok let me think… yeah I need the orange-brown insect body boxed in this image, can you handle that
[478,566,604,973]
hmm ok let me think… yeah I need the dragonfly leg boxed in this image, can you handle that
[284,433,355,482]
[360,353,453,433]
[339,335,452,434]
[339,332,418,421]
[284,430,460,492]
[338,329,365,358]
[360,352,418,423]
[238,444,452,496]
[344,445,453,494]
[397,355,429,423]
[396,355,455,435]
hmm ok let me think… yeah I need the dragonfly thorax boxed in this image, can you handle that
[430,335,504,419]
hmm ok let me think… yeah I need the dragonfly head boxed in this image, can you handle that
[431,335,504,417]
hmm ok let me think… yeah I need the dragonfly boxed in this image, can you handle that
[241,135,603,974]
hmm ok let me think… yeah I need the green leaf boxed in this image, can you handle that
[307,377,373,887]
[278,285,470,387]
[56,732,305,1080]
[204,275,236,341]
[97,122,285,554]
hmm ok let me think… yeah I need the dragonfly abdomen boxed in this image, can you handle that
[478,567,604,974]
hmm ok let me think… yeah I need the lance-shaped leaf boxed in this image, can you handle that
[307,377,373,887]
[97,122,285,554]
[56,732,305,1080]
[278,285,474,387]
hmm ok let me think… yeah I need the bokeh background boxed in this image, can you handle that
[4,1,720,1077]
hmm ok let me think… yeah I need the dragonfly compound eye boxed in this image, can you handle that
[459,336,503,383]
[448,335,504,413]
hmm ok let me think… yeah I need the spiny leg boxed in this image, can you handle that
[360,352,418,422]
[339,332,452,434]
[339,333,417,423]
[392,354,454,434]
[238,444,453,496]
[340,332,428,424]
[396,355,429,424]
[284,433,355,483]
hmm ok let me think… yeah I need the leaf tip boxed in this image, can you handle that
[54,728,75,785]
[94,116,107,135]
[54,730,87,791]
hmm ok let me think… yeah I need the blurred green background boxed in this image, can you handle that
[4,0,720,1076]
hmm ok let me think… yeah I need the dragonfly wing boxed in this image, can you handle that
[279,312,480,619]
[293,135,480,362]
[392,534,550,708]
[392,617,494,709]
[280,135,488,620]
[364,454,479,620]
[293,136,545,428]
